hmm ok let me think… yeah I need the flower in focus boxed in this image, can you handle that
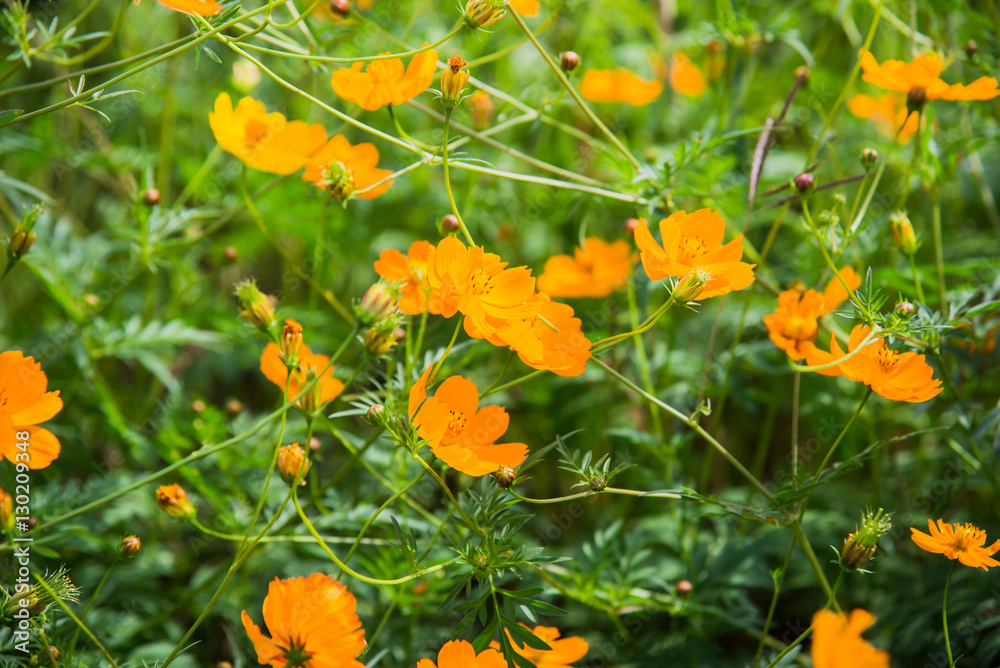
[537,238,635,299]
[580,68,663,106]
[811,609,890,668]
[0,351,62,469]
[209,93,327,174]
[408,367,528,476]
[155,484,196,520]
[280,319,304,368]
[331,47,438,111]
[427,236,538,337]
[302,135,393,199]
[805,325,943,402]
[118,535,142,559]
[910,519,1000,571]
[859,50,999,103]
[417,640,507,668]
[848,93,919,143]
[509,0,539,17]
[374,241,434,315]
[669,53,706,98]
[633,209,755,300]
[840,507,892,572]
[764,268,861,361]
[439,56,470,108]
[241,574,366,668]
[490,625,589,668]
[155,0,221,16]
[260,343,344,409]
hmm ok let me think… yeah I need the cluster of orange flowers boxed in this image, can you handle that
[375,237,593,377]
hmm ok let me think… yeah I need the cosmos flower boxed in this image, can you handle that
[302,134,394,199]
[811,609,890,668]
[911,519,1000,571]
[0,351,62,469]
[537,237,635,299]
[860,50,999,102]
[331,46,438,111]
[579,68,663,106]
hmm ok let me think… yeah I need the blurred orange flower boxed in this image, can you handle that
[241,574,366,668]
[417,640,507,668]
[811,609,889,668]
[331,46,438,111]
[806,325,943,402]
[509,0,539,16]
[580,68,663,106]
[156,0,221,16]
[260,342,344,408]
[669,53,706,98]
[860,50,999,101]
[209,93,326,174]
[911,519,1000,571]
[633,209,755,299]
[848,93,919,143]
[374,240,434,315]
[537,238,635,299]
[409,367,528,476]
[302,135,394,199]
[0,351,62,469]
[764,268,861,361]
[427,236,538,337]
[491,625,589,668]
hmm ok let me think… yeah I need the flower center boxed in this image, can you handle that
[874,346,899,373]
[469,268,494,295]
[680,235,708,260]
[321,160,356,199]
[445,410,468,439]
[244,118,271,148]
[278,635,314,668]
[783,315,816,341]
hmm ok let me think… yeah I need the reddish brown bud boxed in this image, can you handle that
[143,188,160,206]
[560,51,580,72]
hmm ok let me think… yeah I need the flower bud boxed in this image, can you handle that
[365,403,387,426]
[277,444,310,485]
[839,507,891,572]
[226,398,243,417]
[673,267,712,302]
[156,484,196,521]
[356,283,398,325]
[235,280,277,330]
[676,579,693,596]
[2,567,79,619]
[299,365,323,415]
[118,535,142,559]
[906,86,927,112]
[329,0,350,16]
[623,218,642,237]
[890,211,917,255]
[440,57,470,109]
[793,66,810,85]
[861,148,878,171]
[0,488,13,533]
[280,319,304,368]
[792,172,815,196]
[365,326,404,356]
[309,437,321,453]
[474,554,488,569]
[439,214,461,235]
[8,229,35,260]
[965,40,978,57]
[143,188,160,206]
[223,246,239,264]
[192,399,206,413]
[493,466,516,489]
[560,51,580,72]
[589,476,606,492]
[463,0,505,29]
[895,301,915,317]
[469,91,494,130]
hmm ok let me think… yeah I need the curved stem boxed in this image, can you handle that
[812,388,873,478]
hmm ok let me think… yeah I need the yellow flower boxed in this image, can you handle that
[860,50,999,102]
[537,237,635,298]
[331,47,438,111]
[209,93,326,175]
[302,135,394,200]
[580,68,663,106]
[911,519,1000,571]
[669,53,706,98]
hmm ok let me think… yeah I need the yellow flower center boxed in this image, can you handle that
[783,315,816,341]
[948,523,982,553]
[680,235,708,260]
[244,118,271,148]
[469,268,495,295]
[873,346,899,373]
[446,410,468,439]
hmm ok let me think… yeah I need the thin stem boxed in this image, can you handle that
[238,23,464,62]
[627,279,665,450]
[442,109,475,246]
[411,453,480,534]
[753,536,797,667]
[930,185,947,310]
[791,371,801,487]
[908,253,927,304]
[430,315,464,382]
[764,570,845,667]
[483,350,515,395]
[338,471,427,573]
[812,388,873,477]
[943,560,957,667]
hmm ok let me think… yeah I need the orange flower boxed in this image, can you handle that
[669,53,706,98]
[805,325,943,402]
[764,268,861,361]
[490,625,589,668]
[427,236,538,337]
[860,50,999,102]
[911,519,1000,571]
[209,93,327,175]
[848,93,919,143]
[241,574,366,668]
[260,343,344,408]
[408,367,528,476]
[537,238,635,299]
[509,0,539,16]
[633,209,755,300]
[302,135,393,199]
[331,46,438,111]
[155,0,221,15]
[811,609,890,668]
[374,240,433,315]
[0,351,62,469]
[417,640,507,668]
[579,68,663,106]
[155,484,196,520]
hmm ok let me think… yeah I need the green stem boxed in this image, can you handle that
[791,371,801,486]
[442,109,475,246]
[908,253,927,304]
[430,315,464,382]
[930,185,947,310]
[943,560,957,667]
[753,536,797,667]
[32,573,118,668]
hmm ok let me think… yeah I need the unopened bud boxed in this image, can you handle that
[309,437,321,453]
[676,579,693,596]
[155,484,196,520]
[463,0,505,29]
[794,66,810,84]
[890,211,917,255]
[560,51,580,72]
[356,283,398,325]
[365,404,387,426]
[861,148,878,171]
[965,40,978,57]
[280,319,304,368]
[365,326,403,356]
[329,0,350,16]
[143,188,160,206]
[118,535,142,559]
[673,267,712,302]
[589,476,606,492]
[226,398,243,417]
[895,301,915,317]
[474,554,488,569]
[277,444,310,485]
[235,280,277,330]
[440,56,470,109]
[223,246,239,264]
[792,172,815,196]
[8,229,35,259]
[191,399,206,413]
[440,214,461,235]
[839,507,891,572]
[48,647,61,661]
[493,466,516,489]
[906,86,927,112]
